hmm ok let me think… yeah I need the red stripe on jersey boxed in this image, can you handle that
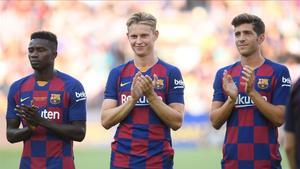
[121,63,136,77]
[238,109,254,126]
[31,157,46,169]
[117,124,133,139]
[46,141,63,157]
[132,107,149,124]
[151,63,167,77]
[149,125,165,140]
[63,157,75,169]
[21,76,35,91]
[226,127,238,144]
[254,127,269,144]
[254,160,271,169]
[49,76,65,90]
[113,152,130,168]
[146,155,163,169]
[130,139,148,156]
[224,160,238,169]
[22,140,31,157]
[256,64,273,76]
[238,144,254,160]
[31,126,47,141]
[32,91,48,107]
[229,64,242,78]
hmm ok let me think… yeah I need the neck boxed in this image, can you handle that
[241,51,265,69]
[134,54,158,68]
[34,66,55,81]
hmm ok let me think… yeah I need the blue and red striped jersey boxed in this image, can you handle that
[213,59,291,169]
[104,59,184,169]
[6,71,87,169]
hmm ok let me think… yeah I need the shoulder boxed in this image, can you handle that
[9,74,34,90]
[215,61,240,76]
[265,59,289,72]
[158,59,181,73]
[55,71,84,89]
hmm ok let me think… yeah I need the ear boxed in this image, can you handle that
[258,33,265,44]
[154,30,159,41]
[51,51,57,61]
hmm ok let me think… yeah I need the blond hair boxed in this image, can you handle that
[126,12,157,30]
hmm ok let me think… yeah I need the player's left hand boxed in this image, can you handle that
[241,65,256,94]
[139,74,158,98]
[15,104,42,128]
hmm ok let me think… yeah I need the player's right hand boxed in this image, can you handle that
[222,70,238,101]
[131,71,144,101]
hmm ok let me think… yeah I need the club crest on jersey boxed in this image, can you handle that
[155,79,164,89]
[50,94,61,104]
[257,78,269,89]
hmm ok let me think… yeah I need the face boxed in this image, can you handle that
[234,23,264,57]
[28,39,56,70]
[127,23,158,58]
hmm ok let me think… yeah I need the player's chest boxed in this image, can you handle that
[19,90,66,107]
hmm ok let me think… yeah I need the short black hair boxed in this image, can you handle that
[231,13,265,36]
[30,31,58,50]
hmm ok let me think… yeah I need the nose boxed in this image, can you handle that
[136,36,142,44]
[29,50,38,59]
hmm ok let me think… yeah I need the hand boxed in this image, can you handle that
[15,104,40,131]
[222,70,238,101]
[139,74,157,98]
[241,65,256,95]
[131,71,144,101]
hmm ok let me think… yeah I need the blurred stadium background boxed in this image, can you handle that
[0,1,299,168]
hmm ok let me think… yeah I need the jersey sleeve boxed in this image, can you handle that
[272,66,292,105]
[104,68,119,100]
[69,81,87,121]
[6,82,20,119]
[166,67,184,104]
[213,69,226,102]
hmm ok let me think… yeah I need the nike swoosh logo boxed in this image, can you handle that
[20,97,30,102]
[120,82,131,87]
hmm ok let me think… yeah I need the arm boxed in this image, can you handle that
[15,105,86,141]
[139,74,184,130]
[285,132,296,169]
[248,91,285,126]
[101,98,136,129]
[147,93,184,131]
[210,70,238,129]
[210,99,235,130]
[242,65,285,126]
[6,118,33,143]
[101,71,143,129]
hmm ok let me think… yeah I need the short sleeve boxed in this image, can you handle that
[104,68,119,100]
[167,67,184,104]
[69,81,87,121]
[272,66,292,105]
[6,82,20,119]
[213,69,226,102]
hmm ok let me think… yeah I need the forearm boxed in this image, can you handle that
[39,120,85,141]
[7,127,33,143]
[285,132,297,169]
[249,91,284,126]
[210,98,235,130]
[147,94,183,130]
[101,98,136,129]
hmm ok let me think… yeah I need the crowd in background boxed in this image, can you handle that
[1,1,300,122]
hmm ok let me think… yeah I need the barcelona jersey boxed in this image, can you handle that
[104,59,184,169]
[6,71,87,169]
[213,59,291,169]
